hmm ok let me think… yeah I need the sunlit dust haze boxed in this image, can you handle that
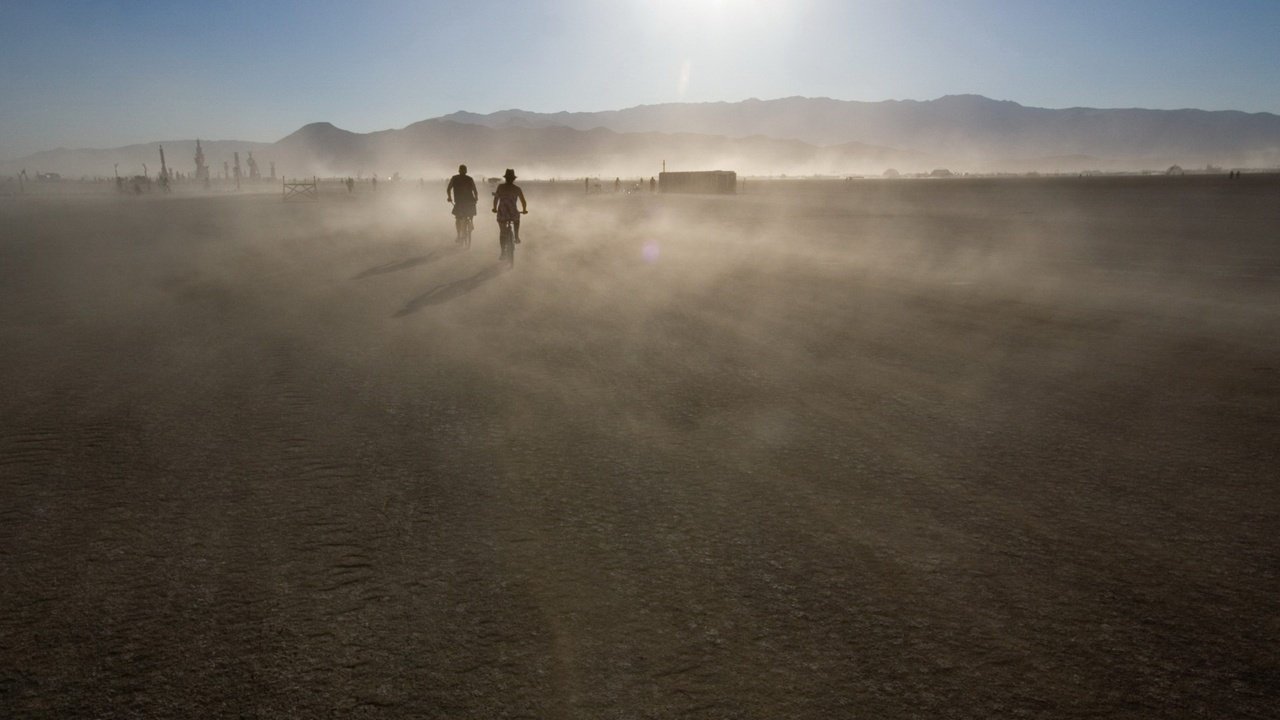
[2,1,1279,718]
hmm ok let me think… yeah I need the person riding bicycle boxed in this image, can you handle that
[446,164,478,242]
[492,168,527,244]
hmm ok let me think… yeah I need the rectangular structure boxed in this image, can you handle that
[658,170,737,195]
[283,177,319,202]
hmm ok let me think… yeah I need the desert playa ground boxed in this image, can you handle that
[2,175,1277,717]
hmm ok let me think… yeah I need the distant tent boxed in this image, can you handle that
[929,168,953,178]
[1166,165,1185,176]
[659,170,737,195]
[883,168,900,178]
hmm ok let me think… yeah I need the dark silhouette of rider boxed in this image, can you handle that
[446,164,478,241]
[492,168,528,243]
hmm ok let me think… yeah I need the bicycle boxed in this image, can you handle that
[496,209,528,268]
[498,219,516,268]
[450,200,474,249]
[455,214,473,249]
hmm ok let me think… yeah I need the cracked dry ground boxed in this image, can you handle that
[2,177,1278,718]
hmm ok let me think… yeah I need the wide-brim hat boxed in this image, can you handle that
[503,169,517,179]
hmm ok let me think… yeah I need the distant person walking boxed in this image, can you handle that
[492,168,528,245]
[614,177,621,193]
[446,164,479,242]
[650,176,656,192]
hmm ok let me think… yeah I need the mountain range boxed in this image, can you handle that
[442,95,1280,163]
[7,95,1280,179]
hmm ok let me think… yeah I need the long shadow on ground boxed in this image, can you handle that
[354,245,461,279]
[394,265,506,317]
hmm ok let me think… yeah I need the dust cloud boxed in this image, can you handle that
[2,174,1278,717]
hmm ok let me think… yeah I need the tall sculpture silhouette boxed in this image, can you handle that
[194,139,210,188]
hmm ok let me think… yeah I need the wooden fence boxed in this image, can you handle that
[283,177,319,202]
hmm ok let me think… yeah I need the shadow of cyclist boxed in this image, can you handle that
[393,264,506,317]
[354,245,461,280]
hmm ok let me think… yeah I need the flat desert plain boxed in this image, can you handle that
[2,176,1278,718]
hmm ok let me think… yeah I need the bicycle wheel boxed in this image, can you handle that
[499,222,515,268]
[463,217,472,249]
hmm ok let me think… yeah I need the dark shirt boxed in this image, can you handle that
[447,174,477,202]
[448,174,478,216]
[494,182,526,222]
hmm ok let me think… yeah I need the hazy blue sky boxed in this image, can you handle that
[2,0,1278,158]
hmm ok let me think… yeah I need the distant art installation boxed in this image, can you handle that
[194,139,209,186]
[158,145,171,192]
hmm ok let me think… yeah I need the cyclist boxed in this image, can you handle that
[492,168,528,246]
[446,164,478,242]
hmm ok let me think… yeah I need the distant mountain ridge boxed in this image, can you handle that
[3,119,922,179]
[274,119,920,177]
[6,95,1279,178]
[438,95,1280,166]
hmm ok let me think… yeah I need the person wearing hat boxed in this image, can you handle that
[492,168,528,245]
[446,164,478,242]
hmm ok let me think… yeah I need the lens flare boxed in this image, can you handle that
[642,241,661,263]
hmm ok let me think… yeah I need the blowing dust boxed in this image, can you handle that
[1,175,1278,716]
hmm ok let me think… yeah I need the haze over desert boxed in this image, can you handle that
[3,1,1279,718]
[4,174,1278,717]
